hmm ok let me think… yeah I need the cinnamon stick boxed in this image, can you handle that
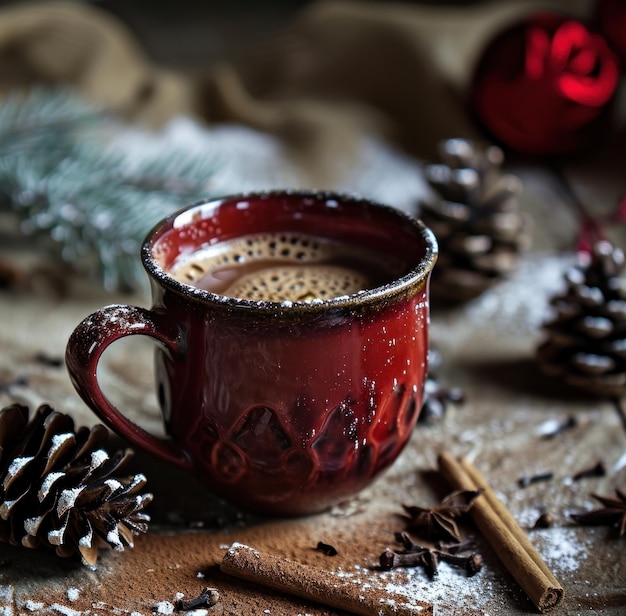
[437,452,564,613]
[221,543,432,616]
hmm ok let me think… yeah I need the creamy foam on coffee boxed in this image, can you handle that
[169,232,398,302]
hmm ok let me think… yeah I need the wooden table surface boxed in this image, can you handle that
[0,145,625,616]
[0,3,625,614]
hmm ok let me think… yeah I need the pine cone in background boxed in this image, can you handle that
[537,241,626,398]
[419,138,531,302]
[0,403,152,566]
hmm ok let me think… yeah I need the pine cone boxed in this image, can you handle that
[0,403,152,566]
[537,241,626,398]
[419,138,531,302]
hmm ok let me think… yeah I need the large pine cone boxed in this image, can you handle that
[537,241,626,398]
[0,403,152,565]
[419,138,531,302]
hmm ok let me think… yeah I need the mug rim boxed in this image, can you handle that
[141,189,438,313]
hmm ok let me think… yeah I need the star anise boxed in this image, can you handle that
[402,489,483,542]
[570,488,626,537]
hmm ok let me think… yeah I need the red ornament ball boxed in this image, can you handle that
[471,12,620,155]
[595,0,626,62]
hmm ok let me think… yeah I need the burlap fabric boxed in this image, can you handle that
[0,0,587,179]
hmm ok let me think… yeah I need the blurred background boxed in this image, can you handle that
[0,0,622,294]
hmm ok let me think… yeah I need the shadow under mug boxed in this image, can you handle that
[65,190,438,515]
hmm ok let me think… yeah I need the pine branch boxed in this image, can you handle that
[0,88,99,157]
[0,88,219,292]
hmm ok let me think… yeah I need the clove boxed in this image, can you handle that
[438,550,483,575]
[572,460,606,481]
[380,533,482,578]
[532,511,555,529]
[517,471,554,488]
[175,587,219,611]
[34,351,64,368]
[380,547,439,579]
[315,541,338,556]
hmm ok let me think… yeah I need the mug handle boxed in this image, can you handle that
[65,304,194,473]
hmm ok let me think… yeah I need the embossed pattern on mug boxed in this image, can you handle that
[189,387,419,506]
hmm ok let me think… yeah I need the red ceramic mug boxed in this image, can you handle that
[66,190,437,515]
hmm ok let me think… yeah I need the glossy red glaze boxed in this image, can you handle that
[66,191,437,515]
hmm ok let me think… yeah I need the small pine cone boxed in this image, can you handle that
[419,138,531,302]
[537,241,626,398]
[0,403,153,566]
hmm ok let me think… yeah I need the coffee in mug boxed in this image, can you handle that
[169,231,403,301]
[66,191,437,515]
